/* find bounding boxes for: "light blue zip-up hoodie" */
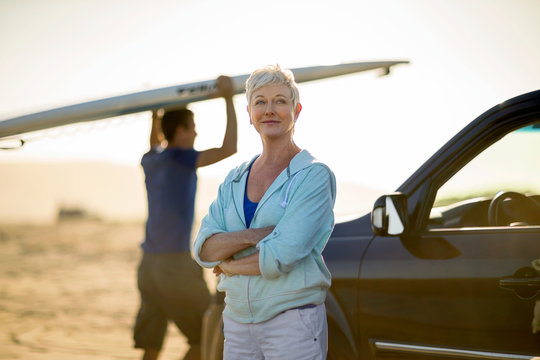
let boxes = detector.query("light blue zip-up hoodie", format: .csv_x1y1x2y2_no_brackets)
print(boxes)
192,149,336,323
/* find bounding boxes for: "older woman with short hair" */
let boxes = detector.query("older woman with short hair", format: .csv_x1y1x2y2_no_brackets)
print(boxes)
192,64,336,359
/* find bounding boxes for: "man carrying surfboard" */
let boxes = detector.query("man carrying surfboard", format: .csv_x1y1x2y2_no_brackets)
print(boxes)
133,76,237,360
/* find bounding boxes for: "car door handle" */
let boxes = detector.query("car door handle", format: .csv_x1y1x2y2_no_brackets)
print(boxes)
499,278,540,300
499,277,540,289
499,266,540,300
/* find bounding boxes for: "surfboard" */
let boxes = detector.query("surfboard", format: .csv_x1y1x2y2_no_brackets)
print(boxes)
0,60,408,139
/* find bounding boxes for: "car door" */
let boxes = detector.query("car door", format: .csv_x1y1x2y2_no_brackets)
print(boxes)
359,118,540,358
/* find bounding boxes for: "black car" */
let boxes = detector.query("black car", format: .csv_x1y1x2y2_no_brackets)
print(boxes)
201,89,540,360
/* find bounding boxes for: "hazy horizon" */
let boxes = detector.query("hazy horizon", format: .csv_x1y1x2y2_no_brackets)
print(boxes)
0,160,383,225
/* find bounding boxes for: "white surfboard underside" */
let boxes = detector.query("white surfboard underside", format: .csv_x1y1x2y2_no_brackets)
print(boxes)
0,60,408,139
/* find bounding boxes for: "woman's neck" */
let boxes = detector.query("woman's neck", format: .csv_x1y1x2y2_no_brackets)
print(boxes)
258,139,301,167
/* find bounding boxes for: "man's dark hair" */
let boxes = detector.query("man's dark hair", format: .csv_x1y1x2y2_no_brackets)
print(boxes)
161,108,194,142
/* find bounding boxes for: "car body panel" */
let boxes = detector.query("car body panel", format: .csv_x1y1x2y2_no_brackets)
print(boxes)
360,228,540,358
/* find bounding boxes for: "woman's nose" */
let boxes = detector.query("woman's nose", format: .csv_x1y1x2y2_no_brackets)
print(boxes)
264,103,274,114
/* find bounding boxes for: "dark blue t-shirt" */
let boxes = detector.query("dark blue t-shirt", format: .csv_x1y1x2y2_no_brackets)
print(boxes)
141,147,199,253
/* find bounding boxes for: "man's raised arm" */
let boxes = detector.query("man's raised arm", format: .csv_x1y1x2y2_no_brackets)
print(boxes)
196,76,238,168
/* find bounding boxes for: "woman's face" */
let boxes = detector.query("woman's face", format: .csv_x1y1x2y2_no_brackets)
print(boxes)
248,84,301,140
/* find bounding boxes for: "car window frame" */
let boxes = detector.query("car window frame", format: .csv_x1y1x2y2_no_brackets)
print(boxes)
414,118,540,233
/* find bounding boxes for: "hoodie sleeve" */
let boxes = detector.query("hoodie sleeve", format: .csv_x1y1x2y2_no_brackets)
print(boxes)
191,173,232,269
257,164,336,279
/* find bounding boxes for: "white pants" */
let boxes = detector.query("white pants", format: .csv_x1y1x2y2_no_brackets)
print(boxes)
223,303,327,360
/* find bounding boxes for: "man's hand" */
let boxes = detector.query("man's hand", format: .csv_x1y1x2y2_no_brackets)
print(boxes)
150,109,164,148
210,75,234,99
152,109,164,122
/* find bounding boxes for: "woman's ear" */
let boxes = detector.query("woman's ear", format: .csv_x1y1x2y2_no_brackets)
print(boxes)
247,105,253,125
295,103,302,121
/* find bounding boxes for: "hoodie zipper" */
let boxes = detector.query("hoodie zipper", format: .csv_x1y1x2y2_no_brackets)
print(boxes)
231,181,254,319
247,278,253,319
230,167,254,318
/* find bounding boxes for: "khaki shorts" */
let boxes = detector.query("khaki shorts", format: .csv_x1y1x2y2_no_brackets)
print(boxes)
133,251,210,350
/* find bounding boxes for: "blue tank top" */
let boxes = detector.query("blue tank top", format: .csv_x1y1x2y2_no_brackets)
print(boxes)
243,162,258,228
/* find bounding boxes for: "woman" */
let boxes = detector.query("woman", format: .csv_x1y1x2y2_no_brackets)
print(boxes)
192,64,336,359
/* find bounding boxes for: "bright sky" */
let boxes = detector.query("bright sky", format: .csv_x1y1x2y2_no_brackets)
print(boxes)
1,0,539,192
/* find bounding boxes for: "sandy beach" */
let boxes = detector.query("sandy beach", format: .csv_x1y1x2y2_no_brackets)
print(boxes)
0,220,190,360
0,161,379,360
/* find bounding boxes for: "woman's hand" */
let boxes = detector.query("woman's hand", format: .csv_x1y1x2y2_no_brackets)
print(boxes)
200,226,275,263
213,258,234,277
212,253,261,277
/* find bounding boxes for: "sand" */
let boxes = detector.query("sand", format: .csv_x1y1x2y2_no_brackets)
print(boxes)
0,161,382,359
0,220,189,360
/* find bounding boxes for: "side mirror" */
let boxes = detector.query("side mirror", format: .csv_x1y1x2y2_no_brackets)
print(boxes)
371,193,408,236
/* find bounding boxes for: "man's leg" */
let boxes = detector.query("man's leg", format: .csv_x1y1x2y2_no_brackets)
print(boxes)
142,348,160,360
182,343,201,360
156,253,211,359
134,253,168,358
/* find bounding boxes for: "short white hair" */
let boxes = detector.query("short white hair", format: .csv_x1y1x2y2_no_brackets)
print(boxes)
245,64,300,109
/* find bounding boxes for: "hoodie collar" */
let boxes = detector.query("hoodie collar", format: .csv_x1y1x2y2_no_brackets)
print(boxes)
232,149,316,183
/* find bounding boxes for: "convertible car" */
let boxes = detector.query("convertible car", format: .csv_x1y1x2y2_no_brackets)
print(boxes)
201,89,540,360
